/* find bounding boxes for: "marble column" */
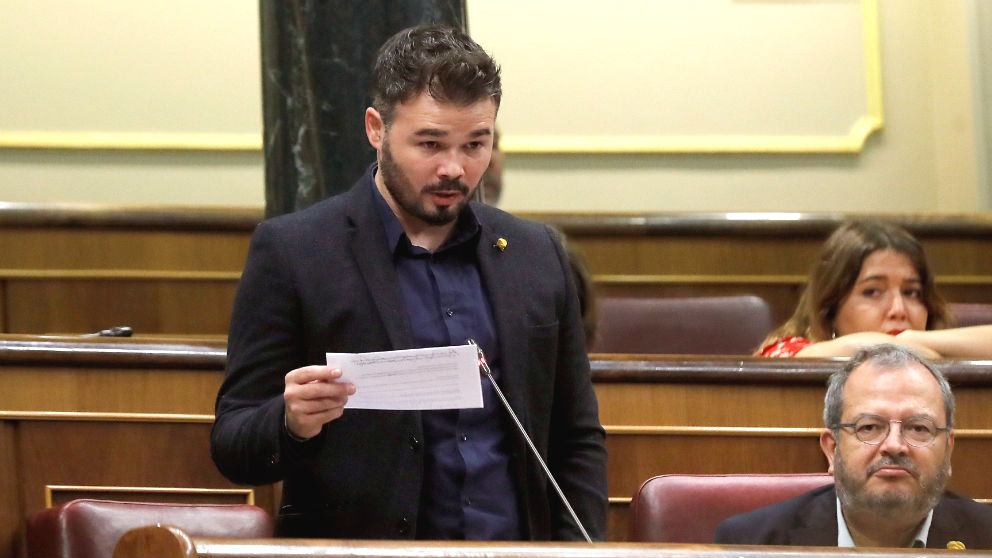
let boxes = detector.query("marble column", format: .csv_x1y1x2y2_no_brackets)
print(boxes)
260,0,467,217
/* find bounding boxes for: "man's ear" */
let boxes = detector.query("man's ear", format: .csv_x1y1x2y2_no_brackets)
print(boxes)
820,429,837,474
365,107,385,150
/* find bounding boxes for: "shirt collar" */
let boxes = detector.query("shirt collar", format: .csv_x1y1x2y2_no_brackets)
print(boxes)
836,497,932,548
369,164,481,254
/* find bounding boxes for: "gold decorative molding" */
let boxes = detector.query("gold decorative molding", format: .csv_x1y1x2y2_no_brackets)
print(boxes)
0,131,261,152
0,269,240,281
0,411,214,423
44,485,254,508
605,425,992,437
501,0,882,154
594,274,992,287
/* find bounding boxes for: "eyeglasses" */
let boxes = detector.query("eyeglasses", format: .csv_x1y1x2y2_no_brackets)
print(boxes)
836,414,950,448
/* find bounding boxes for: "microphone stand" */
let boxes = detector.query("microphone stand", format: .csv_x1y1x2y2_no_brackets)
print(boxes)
466,339,593,543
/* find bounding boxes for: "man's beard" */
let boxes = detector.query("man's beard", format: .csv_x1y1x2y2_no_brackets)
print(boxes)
379,140,474,226
833,451,950,521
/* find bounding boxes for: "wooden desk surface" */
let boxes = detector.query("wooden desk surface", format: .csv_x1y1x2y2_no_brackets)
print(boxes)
3,337,992,553
114,524,992,558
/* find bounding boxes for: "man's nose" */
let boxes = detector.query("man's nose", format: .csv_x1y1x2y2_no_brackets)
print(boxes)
878,421,909,455
437,150,465,180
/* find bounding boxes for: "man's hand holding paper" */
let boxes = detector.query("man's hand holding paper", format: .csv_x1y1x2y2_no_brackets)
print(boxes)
283,365,356,440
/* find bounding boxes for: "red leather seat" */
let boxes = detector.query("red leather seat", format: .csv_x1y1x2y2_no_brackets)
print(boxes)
949,302,992,327
26,499,273,558
630,473,833,543
591,295,774,355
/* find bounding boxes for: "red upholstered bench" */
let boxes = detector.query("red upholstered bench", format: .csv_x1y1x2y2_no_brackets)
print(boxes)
630,473,833,543
26,499,273,558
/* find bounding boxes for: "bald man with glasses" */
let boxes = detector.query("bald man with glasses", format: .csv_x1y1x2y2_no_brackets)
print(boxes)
715,343,992,549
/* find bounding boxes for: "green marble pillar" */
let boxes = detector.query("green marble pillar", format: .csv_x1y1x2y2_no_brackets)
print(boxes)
260,1,467,217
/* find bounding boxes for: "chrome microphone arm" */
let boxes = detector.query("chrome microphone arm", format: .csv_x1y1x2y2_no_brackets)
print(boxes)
466,339,593,543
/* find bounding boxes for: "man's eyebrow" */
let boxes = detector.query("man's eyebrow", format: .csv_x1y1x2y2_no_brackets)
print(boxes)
413,128,447,137
411,128,492,139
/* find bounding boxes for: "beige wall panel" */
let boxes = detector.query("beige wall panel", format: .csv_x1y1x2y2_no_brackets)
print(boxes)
472,0,877,148
0,0,987,213
0,1,260,137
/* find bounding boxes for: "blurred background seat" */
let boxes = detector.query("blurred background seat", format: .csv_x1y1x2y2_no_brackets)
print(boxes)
26,499,273,558
590,295,774,355
630,473,832,543
949,302,992,327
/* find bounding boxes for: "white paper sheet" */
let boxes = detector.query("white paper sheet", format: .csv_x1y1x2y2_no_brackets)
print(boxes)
327,345,483,410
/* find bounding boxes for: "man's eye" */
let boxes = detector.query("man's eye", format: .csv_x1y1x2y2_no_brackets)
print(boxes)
421,141,439,149
857,424,879,433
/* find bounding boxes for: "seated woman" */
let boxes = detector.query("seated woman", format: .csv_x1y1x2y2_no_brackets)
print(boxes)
758,219,992,358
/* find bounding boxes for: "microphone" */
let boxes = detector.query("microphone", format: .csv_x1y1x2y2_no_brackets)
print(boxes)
465,339,593,543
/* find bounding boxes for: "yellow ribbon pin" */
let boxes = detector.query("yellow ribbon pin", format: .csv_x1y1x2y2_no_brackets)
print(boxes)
495,238,507,251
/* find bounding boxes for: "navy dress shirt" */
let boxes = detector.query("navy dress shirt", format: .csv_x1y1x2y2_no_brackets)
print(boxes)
372,177,521,540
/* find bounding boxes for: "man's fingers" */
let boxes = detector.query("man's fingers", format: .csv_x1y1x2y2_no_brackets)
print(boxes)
286,365,343,385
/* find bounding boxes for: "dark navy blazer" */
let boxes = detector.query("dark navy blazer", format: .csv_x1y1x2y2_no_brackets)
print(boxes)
210,167,607,541
715,483,992,549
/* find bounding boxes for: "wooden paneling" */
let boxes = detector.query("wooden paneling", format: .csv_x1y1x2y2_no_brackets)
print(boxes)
0,336,268,558
4,330,992,549
1,208,991,335
3,279,237,335
115,525,992,558
0,227,250,272
0,421,20,557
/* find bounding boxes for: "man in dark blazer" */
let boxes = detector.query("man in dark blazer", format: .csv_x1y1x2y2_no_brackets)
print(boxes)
210,25,607,542
715,344,992,549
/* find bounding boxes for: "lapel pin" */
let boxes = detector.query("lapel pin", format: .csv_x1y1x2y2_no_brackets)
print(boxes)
494,238,507,252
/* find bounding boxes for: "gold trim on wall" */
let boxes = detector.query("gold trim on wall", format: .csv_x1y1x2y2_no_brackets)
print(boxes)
0,131,261,152
605,425,992,437
0,411,214,423
44,485,255,508
500,0,882,154
0,269,241,281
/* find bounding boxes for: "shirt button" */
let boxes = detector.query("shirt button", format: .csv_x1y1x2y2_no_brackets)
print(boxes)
445,308,454,317
397,517,411,536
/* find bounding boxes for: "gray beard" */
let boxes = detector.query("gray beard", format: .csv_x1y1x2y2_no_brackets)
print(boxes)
833,451,949,521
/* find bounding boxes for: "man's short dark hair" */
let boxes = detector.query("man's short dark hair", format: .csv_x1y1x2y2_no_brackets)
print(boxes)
823,343,955,432
371,24,501,126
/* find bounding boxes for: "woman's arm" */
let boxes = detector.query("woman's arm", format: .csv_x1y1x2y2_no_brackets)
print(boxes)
794,331,941,359
895,325,992,359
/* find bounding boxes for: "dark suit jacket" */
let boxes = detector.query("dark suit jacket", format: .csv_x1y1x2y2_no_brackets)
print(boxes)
210,166,607,541
715,483,992,549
